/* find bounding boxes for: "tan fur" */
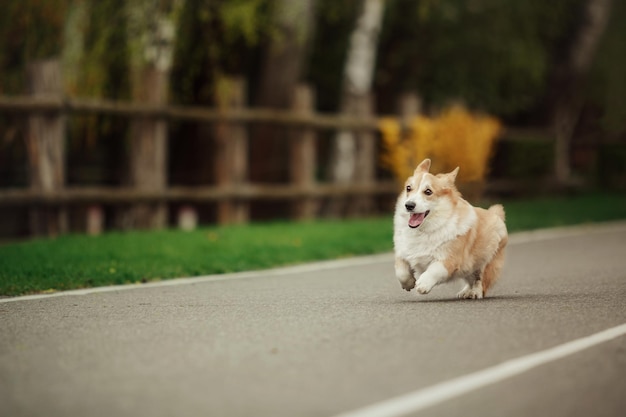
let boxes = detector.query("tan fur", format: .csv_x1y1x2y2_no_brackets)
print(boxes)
482,235,507,294
393,159,508,299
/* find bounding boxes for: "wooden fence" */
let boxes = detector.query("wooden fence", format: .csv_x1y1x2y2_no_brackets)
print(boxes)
0,61,577,238
0,62,405,237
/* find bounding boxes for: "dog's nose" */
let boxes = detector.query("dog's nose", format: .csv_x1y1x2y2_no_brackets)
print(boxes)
405,201,416,211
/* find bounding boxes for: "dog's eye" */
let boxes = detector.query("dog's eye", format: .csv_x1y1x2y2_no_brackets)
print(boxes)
406,185,412,192
424,188,433,196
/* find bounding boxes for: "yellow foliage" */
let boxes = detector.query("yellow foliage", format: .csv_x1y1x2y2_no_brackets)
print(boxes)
380,105,502,183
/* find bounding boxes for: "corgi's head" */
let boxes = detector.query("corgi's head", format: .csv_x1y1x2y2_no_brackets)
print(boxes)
400,159,460,229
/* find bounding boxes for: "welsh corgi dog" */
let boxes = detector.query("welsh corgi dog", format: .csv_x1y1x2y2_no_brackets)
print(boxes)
393,159,507,299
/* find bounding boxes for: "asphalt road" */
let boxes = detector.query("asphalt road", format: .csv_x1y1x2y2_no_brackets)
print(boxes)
1,222,626,417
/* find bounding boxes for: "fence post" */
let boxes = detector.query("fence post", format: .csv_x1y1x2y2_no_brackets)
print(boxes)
25,59,68,237
214,77,249,224
290,85,318,220
127,66,168,229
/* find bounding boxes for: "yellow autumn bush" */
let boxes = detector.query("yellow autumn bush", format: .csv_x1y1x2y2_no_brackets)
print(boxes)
380,105,502,184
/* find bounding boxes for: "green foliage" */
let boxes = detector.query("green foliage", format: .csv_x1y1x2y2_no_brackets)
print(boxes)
495,139,554,179
379,105,502,182
78,0,130,99
375,0,583,116
0,0,128,98
0,0,71,93
64,0,130,183
221,0,271,46
0,0,617,126
171,0,272,105
502,193,626,232
0,0,623,192
170,0,214,104
306,0,361,112
598,143,626,189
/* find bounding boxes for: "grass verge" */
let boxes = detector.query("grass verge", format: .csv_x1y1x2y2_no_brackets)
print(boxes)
1,192,625,296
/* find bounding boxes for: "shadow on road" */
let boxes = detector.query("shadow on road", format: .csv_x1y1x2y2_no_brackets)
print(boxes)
391,294,540,304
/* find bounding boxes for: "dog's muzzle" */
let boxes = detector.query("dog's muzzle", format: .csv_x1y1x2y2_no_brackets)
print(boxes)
405,200,430,228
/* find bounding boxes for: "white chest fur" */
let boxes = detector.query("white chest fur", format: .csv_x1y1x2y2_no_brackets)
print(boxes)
393,200,477,271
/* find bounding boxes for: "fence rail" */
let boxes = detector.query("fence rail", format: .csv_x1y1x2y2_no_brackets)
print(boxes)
0,95,380,130
0,183,400,206
0,65,402,236
0,62,563,238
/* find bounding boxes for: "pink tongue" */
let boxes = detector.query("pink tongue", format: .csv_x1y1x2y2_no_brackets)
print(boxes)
409,212,425,228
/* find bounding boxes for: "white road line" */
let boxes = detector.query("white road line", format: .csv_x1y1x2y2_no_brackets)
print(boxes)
333,323,626,417
2,220,625,304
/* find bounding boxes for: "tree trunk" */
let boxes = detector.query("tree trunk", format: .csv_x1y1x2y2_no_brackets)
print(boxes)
551,0,612,184
124,1,182,229
26,59,68,237
61,0,88,95
326,0,384,216
252,0,316,183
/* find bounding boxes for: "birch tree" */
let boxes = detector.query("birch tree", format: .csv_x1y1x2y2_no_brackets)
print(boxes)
327,0,384,215
125,0,184,228
256,0,316,109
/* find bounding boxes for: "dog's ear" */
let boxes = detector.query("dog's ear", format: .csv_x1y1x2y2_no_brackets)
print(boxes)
446,167,460,183
414,158,431,174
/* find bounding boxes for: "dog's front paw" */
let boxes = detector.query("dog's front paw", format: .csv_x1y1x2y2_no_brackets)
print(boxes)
399,276,416,291
415,278,434,294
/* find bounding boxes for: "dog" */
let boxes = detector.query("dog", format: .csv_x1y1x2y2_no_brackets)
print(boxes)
393,159,507,299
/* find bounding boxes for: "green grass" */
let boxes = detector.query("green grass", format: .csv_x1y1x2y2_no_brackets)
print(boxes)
1,192,625,296
502,192,626,231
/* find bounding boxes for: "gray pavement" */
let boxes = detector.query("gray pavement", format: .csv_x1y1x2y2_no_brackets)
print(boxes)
1,222,626,417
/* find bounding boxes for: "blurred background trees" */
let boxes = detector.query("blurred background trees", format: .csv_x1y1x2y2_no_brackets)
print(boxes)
1,0,625,216
2,0,624,126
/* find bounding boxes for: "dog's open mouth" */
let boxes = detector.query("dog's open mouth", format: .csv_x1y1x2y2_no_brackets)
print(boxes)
408,211,430,228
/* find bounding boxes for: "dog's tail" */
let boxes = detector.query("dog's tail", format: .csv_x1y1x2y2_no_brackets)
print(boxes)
482,235,507,295
483,204,507,296
488,204,505,222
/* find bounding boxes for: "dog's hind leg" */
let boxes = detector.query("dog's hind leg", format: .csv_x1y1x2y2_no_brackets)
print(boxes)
482,237,507,296
457,270,484,299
